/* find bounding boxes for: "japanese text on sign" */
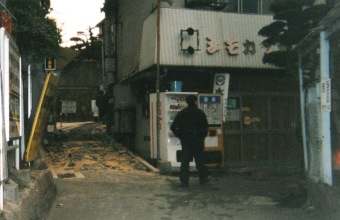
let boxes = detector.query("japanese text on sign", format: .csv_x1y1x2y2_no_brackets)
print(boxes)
321,78,331,112
62,101,77,114
206,36,269,56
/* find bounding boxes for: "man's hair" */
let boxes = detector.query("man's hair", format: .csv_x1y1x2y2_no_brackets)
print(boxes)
186,95,197,106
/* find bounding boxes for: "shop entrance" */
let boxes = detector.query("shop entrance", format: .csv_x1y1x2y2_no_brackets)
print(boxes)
224,94,303,168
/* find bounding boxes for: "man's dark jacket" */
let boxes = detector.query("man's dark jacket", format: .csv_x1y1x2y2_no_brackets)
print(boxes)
170,105,208,140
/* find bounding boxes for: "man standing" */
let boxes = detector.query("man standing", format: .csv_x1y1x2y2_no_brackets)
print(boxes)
170,95,210,187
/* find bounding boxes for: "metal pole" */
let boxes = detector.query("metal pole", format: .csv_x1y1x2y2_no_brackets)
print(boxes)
101,39,105,89
156,0,161,161
298,54,308,172
320,31,332,186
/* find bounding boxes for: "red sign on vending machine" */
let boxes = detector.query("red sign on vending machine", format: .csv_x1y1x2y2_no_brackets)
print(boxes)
2,11,12,36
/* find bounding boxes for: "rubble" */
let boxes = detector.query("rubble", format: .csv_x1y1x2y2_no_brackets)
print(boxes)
43,123,152,177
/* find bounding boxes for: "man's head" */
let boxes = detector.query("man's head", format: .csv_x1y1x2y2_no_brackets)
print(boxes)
186,95,197,106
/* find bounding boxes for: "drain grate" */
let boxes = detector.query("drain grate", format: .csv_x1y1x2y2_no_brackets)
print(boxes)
57,173,76,179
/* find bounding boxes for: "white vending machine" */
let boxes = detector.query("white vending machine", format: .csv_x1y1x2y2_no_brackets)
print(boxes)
150,92,197,170
150,92,224,171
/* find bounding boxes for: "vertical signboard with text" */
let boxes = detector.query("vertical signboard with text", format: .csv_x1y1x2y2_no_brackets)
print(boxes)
9,35,21,139
321,78,331,112
0,27,22,141
1,27,22,202
213,73,230,122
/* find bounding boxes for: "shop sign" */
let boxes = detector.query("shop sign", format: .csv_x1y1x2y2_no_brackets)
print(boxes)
62,101,77,114
206,35,268,56
158,101,162,130
9,38,21,138
206,36,222,54
226,109,240,121
321,78,331,112
243,116,261,125
0,27,22,140
244,116,252,125
213,73,230,122
2,11,12,36
252,117,261,123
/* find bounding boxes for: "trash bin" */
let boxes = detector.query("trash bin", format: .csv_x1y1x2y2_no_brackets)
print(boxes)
170,81,183,92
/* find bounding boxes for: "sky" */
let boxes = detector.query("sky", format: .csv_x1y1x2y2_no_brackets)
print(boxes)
48,0,105,47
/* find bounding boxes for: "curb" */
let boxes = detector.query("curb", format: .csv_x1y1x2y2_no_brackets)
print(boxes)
134,156,160,173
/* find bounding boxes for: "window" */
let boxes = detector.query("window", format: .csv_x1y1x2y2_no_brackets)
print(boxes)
225,0,273,14
261,0,275,14
241,0,259,13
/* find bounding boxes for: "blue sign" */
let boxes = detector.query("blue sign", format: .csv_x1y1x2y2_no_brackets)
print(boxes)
199,95,221,103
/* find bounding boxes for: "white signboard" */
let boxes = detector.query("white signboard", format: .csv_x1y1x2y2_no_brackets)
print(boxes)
226,109,240,121
0,28,22,140
62,101,77,114
321,78,331,112
213,73,230,122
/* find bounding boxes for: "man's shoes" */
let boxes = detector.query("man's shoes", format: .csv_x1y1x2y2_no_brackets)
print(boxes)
199,176,211,185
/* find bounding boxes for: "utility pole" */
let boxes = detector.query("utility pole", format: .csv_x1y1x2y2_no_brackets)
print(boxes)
156,0,161,161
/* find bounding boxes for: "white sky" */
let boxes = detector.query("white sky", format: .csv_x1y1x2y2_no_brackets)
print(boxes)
48,0,105,47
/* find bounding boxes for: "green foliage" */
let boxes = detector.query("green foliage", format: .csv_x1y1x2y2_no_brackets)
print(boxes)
6,0,62,63
262,50,296,67
101,0,118,18
258,0,330,68
69,28,102,61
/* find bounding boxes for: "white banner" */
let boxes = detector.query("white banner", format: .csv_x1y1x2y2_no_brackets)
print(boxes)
213,73,230,122
91,100,99,117
0,29,9,196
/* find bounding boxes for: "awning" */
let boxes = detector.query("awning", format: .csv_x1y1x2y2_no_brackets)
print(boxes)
139,8,276,72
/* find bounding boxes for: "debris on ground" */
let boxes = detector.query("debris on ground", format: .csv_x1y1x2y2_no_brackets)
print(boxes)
43,123,151,176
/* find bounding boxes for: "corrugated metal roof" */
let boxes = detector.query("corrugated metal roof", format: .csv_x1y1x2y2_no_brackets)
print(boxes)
139,8,275,72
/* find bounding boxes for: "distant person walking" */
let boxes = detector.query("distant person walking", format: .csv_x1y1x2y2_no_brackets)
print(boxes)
170,95,210,187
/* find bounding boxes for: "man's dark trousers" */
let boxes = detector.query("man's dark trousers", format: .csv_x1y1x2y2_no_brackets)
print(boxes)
180,132,209,185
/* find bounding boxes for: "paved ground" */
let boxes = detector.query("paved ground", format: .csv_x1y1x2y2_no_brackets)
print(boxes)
42,122,325,220
47,170,317,220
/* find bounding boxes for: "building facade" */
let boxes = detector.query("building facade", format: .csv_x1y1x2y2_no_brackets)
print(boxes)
100,0,326,169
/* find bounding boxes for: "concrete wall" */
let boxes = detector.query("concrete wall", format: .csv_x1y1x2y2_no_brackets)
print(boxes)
116,0,157,79
57,59,102,121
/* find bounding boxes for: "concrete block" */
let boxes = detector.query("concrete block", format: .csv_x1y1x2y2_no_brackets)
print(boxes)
157,160,172,174
10,169,31,183
4,179,19,202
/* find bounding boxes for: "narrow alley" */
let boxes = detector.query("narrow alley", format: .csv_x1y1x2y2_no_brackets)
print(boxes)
44,122,320,220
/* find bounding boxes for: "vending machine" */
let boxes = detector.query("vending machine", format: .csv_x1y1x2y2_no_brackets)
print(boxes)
150,92,224,171
198,94,224,168
150,92,198,170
